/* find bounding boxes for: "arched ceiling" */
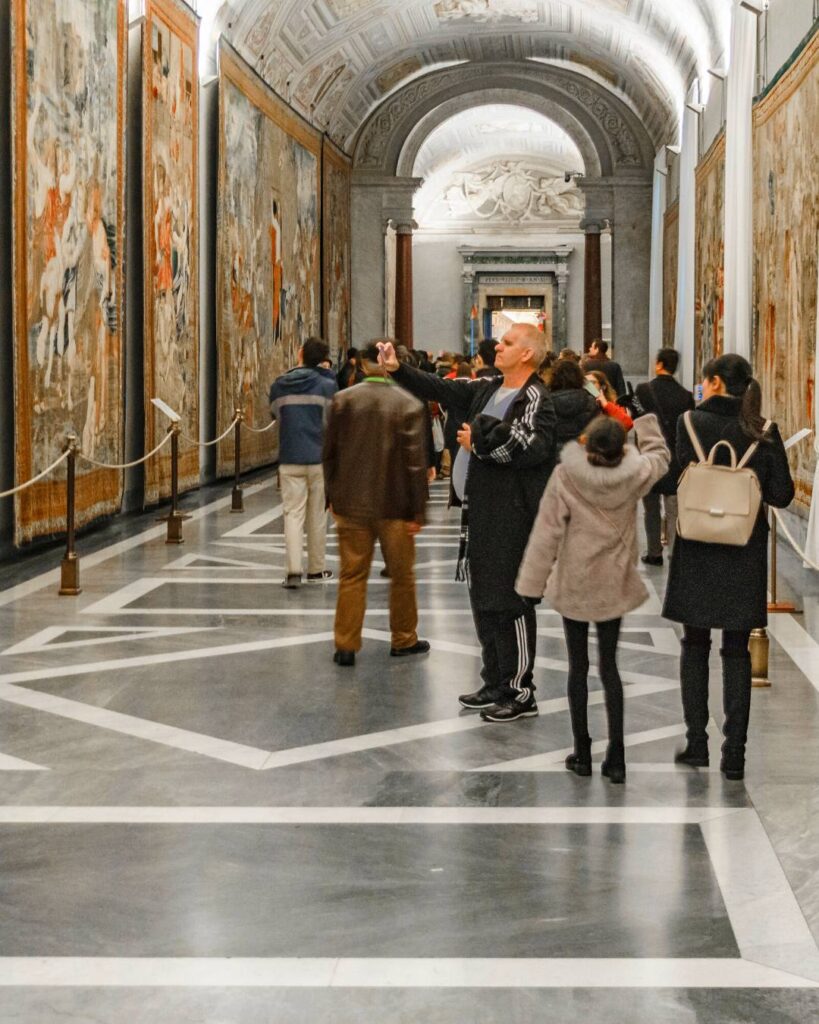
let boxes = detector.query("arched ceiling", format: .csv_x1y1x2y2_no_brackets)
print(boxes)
412,104,586,228
212,0,731,151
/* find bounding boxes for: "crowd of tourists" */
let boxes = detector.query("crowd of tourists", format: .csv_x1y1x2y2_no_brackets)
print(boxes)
269,331,794,784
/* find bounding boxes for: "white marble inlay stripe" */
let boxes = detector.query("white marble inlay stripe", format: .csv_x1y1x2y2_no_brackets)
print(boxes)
476,724,689,772
0,957,814,989
767,613,819,695
0,480,278,609
219,504,284,539
0,806,737,824
0,752,48,771
2,625,216,657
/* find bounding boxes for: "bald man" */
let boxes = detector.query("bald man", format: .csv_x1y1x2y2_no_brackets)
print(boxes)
379,324,556,723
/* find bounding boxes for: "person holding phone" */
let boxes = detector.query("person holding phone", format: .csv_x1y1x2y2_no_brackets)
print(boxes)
585,371,634,432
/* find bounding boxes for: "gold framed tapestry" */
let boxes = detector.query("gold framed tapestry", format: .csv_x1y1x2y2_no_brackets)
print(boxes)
12,0,126,544
694,132,725,381
321,137,352,364
217,45,322,476
143,0,199,504
662,200,679,348
753,27,819,514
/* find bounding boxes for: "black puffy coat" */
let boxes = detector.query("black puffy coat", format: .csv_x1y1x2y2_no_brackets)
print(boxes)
662,396,795,631
634,376,695,495
551,387,598,454
392,362,556,610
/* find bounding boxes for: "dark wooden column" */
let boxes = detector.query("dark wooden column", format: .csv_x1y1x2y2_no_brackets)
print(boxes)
583,222,603,352
395,223,414,349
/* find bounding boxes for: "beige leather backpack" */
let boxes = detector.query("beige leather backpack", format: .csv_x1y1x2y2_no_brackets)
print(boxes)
676,411,770,547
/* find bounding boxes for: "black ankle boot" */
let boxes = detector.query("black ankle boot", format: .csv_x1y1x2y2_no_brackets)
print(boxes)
565,736,592,777
678,636,711,761
601,742,625,784
675,743,710,768
720,649,751,781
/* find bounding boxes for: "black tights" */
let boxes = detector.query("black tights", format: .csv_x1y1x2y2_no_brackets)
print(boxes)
563,617,623,755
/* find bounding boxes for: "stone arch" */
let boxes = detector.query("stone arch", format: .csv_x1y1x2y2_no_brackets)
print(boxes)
352,62,655,181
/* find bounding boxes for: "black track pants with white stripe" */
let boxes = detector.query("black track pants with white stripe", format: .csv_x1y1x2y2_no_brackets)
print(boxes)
471,598,538,704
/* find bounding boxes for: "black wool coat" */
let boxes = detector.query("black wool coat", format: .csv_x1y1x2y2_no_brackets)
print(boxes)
662,396,795,631
551,387,598,454
634,376,695,495
392,363,557,610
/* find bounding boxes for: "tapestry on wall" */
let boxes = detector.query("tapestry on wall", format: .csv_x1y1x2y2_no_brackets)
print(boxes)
694,133,725,382
662,201,679,349
753,27,819,515
143,0,199,504
12,0,126,544
217,45,322,475
321,138,352,365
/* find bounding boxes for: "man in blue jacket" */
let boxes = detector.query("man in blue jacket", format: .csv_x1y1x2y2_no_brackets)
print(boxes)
269,337,338,589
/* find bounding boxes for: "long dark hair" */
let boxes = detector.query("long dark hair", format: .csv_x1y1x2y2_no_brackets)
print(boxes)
702,353,767,441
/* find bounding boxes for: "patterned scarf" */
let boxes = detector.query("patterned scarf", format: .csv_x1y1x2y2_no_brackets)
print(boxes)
454,496,471,585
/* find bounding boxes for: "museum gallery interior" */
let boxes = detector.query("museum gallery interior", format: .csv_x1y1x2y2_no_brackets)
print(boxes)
0,0,818,1020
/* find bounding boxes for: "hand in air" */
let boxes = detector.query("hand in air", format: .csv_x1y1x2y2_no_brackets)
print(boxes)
376,341,400,372
456,422,472,452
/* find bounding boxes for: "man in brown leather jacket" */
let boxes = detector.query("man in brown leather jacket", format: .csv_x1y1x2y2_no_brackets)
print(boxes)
323,341,430,667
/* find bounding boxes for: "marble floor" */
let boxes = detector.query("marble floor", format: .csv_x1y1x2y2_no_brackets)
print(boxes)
1,474,819,1022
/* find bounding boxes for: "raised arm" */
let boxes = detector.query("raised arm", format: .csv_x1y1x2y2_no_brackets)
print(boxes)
378,341,480,422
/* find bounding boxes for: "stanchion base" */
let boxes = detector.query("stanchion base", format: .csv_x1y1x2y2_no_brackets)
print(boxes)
59,556,81,596
231,487,244,513
768,601,801,614
749,628,770,688
157,512,192,545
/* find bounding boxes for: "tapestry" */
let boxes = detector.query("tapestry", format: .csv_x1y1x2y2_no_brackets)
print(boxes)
662,200,679,349
694,132,725,381
217,45,322,475
753,27,819,514
321,138,352,364
143,0,199,504
12,0,126,544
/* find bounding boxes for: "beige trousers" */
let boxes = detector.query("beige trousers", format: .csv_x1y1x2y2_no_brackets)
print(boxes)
279,464,328,577
334,516,418,652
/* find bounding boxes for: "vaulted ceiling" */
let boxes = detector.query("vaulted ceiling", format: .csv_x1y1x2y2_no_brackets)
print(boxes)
212,0,731,151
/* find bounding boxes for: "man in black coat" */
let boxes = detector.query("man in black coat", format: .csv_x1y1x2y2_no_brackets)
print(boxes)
633,348,695,565
378,325,557,723
582,340,626,398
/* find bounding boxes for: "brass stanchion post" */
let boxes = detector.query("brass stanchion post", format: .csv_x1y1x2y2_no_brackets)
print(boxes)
231,409,244,513
59,434,81,596
750,628,770,688
158,422,190,544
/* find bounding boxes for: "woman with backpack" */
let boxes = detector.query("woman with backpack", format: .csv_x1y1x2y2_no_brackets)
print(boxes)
663,354,794,780
516,413,670,783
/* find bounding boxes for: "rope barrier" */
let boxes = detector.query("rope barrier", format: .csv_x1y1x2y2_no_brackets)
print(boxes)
180,415,239,448
772,508,819,573
0,449,70,499
77,430,173,470
243,419,277,434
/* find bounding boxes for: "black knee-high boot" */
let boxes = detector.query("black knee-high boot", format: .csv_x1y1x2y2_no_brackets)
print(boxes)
675,637,711,766
721,649,752,781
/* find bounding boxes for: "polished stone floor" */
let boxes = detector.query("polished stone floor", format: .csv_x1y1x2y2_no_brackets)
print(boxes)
1,474,819,1022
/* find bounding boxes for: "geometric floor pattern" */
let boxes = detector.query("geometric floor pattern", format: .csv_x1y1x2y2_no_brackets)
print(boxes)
2,473,819,1022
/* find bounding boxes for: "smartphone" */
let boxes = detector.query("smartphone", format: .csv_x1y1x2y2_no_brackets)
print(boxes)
583,380,599,397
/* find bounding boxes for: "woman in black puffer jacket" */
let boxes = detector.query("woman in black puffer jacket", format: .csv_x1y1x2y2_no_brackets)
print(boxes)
549,359,598,455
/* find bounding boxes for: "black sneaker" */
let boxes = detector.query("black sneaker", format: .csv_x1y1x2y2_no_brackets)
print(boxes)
307,570,333,583
282,574,302,589
459,685,503,710
480,697,539,723
389,640,430,657
641,554,663,567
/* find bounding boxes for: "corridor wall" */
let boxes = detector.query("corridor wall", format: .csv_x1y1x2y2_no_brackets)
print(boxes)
694,132,725,381
662,201,679,349
216,44,322,477
752,27,819,515
142,0,200,504
11,0,127,545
